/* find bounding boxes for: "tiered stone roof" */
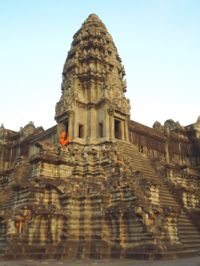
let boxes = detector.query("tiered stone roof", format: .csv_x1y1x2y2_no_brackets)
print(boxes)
62,13,126,91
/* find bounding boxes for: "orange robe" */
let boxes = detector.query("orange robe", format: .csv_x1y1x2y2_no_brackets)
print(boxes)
59,130,70,146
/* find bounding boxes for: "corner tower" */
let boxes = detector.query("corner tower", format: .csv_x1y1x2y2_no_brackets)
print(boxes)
55,14,130,144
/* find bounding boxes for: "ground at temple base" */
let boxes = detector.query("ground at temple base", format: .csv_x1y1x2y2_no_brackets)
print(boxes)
0,257,200,266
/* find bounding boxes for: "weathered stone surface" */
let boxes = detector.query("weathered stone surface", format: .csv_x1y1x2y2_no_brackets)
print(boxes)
0,14,200,260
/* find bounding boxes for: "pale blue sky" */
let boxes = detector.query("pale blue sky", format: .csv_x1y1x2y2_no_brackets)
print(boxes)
0,0,200,131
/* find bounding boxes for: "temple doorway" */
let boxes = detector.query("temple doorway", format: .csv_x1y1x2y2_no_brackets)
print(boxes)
114,119,121,139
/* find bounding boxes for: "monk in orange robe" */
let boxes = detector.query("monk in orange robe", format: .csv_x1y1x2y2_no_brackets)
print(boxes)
59,130,70,146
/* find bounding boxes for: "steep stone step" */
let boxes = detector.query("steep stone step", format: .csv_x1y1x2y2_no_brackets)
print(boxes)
178,220,197,225
181,235,200,240
159,193,177,200
0,222,7,256
159,197,178,206
178,223,199,228
117,140,200,254
177,212,200,253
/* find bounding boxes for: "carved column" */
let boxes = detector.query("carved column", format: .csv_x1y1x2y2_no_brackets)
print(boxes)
103,101,110,141
165,128,170,163
178,142,183,165
87,104,96,140
165,142,170,164
124,117,129,142
108,109,114,140
68,110,75,140
121,120,125,141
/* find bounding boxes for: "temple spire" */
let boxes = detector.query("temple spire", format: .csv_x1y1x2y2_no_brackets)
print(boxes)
61,13,126,91
55,14,130,143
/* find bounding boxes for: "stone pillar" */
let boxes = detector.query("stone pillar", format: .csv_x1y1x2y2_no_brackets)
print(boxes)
165,142,170,164
90,105,96,139
104,103,108,140
57,123,64,143
121,120,125,141
122,118,129,142
124,117,129,142
68,110,75,140
107,109,114,140
165,128,170,163
110,115,114,140
74,108,78,139
178,142,183,165
87,104,92,140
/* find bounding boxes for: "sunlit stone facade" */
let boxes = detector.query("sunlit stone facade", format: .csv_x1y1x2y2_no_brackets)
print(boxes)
0,14,200,259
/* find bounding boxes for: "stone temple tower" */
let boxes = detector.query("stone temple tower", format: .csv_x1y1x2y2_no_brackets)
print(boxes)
1,13,200,260
55,14,130,144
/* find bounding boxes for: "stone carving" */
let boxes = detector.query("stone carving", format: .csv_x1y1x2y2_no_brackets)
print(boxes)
164,119,183,131
55,13,130,124
19,121,44,140
182,191,199,208
56,83,80,116
0,175,8,187
19,121,35,136
153,121,163,131
102,77,130,114
0,124,5,140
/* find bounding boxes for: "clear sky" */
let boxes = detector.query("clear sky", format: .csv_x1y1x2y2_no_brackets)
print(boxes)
0,0,200,131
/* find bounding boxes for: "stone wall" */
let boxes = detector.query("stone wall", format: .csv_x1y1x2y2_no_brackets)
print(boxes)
129,120,200,168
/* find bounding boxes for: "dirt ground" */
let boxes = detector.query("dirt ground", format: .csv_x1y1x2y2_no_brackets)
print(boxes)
0,256,200,266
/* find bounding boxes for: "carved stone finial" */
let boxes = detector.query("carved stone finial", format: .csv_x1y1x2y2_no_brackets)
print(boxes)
87,13,101,21
153,121,163,131
164,119,182,131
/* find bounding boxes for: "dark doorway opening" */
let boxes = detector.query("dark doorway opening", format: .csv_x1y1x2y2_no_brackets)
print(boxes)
64,121,69,135
78,124,84,138
114,119,121,139
99,123,103,138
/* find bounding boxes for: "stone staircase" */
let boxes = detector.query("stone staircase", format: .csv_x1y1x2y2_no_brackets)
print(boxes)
0,157,34,210
0,220,7,256
0,159,36,258
178,212,200,251
116,140,200,256
116,141,178,208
